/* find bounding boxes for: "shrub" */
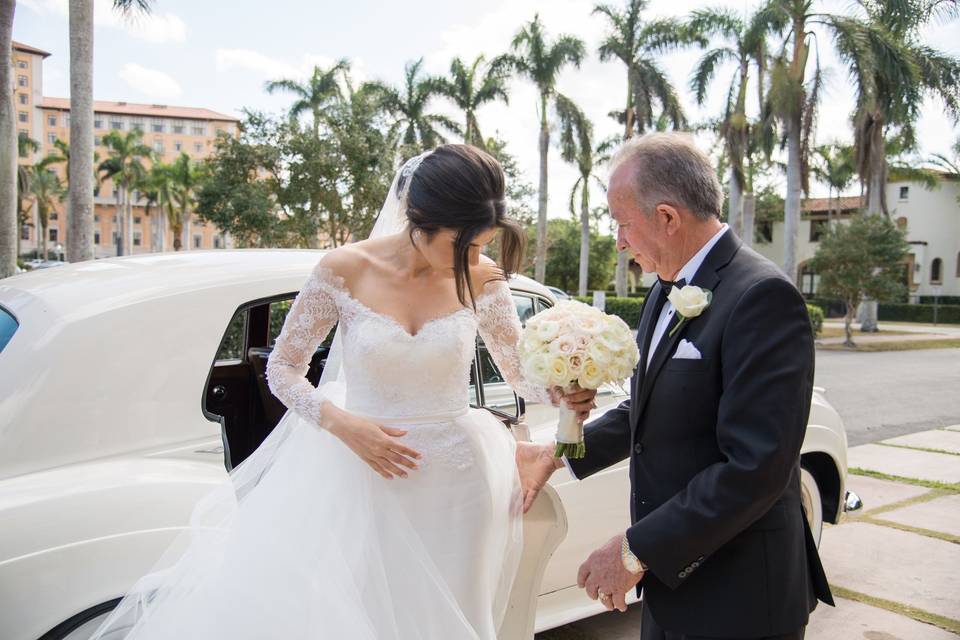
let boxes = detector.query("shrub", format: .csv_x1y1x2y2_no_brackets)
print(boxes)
878,303,960,324
806,304,824,336
574,295,645,329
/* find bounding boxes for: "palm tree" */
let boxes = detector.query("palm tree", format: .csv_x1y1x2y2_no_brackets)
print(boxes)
16,135,39,257
1,2,17,277
65,0,154,266
811,143,855,219
265,59,351,138
833,0,960,216
369,58,462,159
593,0,704,294
689,5,775,238
29,166,65,261
98,129,152,256
494,15,585,283
139,161,176,252
433,55,510,149
556,98,612,296
168,153,200,251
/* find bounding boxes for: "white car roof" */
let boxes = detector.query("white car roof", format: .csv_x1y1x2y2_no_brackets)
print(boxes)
0,250,554,479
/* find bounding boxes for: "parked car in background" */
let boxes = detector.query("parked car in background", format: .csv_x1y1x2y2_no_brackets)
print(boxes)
0,250,858,639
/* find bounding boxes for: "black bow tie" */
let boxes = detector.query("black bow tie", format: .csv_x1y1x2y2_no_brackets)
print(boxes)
657,277,687,298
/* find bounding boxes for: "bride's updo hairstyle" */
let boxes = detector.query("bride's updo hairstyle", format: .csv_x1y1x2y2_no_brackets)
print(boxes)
399,143,525,308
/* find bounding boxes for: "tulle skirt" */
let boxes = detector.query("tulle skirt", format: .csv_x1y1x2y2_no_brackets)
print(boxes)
88,405,524,639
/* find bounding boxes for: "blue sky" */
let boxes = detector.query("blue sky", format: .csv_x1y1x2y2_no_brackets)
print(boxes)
14,0,960,219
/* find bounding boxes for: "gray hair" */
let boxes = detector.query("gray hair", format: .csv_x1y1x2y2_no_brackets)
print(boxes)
609,132,723,221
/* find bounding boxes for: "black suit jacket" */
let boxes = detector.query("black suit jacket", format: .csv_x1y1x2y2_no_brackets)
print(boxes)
569,229,833,638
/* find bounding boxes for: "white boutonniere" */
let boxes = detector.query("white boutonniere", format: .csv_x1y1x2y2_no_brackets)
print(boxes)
667,285,712,337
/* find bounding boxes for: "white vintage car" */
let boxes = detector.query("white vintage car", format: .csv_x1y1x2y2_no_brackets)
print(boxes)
0,250,858,640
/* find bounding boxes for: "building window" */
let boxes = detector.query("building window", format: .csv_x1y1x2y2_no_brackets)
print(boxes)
47,115,57,127
111,190,118,201
799,263,818,296
18,75,27,87
19,128,29,138
18,111,28,123
110,118,124,130
20,225,30,240
193,234,202,248
94,230,100,245
50,212,58,221
809,219,828,242
17,60,27,69
899,186,909,201
47,133,57,144
94,135,101,146
112,214,118,223
153,140,164,153
930,258,943,284
151,119,165,133
133,231,142,247
94,214,100,222
194,142,202,153
172,120,185,134
64,113,70,127
213,235,222,249
18,93,27,105
112,231,119,245
191,125,205,136
130,119,144,132
174,140,182,152
49,228,58,242
94,116,103,129
134,216,142,224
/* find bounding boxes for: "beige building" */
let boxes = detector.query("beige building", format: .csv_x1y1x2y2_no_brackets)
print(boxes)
752,176,960,301
14,40,240,259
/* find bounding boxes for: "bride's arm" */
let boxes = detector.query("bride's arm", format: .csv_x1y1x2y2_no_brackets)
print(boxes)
265,259,343,430
474,274,557,406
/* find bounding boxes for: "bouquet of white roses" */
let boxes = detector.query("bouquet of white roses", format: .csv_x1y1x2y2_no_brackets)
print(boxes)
519,300,640,458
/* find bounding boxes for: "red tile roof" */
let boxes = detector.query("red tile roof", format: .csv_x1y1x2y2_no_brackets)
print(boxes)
13,41,52,58
801,195,863,213
40,97,239,123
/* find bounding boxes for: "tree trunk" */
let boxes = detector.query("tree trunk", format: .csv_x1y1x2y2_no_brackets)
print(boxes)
534,95,549,283
615,251,629,297
0,2,17,277
728,168,742,238
125,193,133,254
578,181,589,297
741,192,755,248
67,0,95,263
783,117,802,284
115,186,125,256
183,209,191,250
844,301,856,348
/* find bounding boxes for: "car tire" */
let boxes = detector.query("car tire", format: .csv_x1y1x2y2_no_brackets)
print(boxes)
800,466,824,547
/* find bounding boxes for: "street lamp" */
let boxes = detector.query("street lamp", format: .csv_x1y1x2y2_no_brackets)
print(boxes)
55,243,63,263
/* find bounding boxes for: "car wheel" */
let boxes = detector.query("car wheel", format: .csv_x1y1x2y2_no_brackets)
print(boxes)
800,466,824,547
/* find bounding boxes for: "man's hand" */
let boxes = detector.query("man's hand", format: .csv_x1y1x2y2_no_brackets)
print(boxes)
577,533,644,612
549,383,598,421
515,442,564,513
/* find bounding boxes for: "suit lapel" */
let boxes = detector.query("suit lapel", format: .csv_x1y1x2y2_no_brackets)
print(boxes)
632,230,742,433
629,283,665,428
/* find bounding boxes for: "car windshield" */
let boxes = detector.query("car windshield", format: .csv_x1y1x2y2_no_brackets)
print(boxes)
0,305,18,354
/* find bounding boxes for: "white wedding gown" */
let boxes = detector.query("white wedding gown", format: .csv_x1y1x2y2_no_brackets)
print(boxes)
89,262,553,640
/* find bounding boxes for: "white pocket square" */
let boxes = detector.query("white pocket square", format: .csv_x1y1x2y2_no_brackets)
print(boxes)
673,339,702,360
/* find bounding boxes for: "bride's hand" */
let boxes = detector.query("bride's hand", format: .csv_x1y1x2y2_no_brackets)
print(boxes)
325,405,422,480
515,442,564,514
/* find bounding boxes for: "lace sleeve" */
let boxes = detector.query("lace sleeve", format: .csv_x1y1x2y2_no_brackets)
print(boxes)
265,263,342,430
475,278,555,405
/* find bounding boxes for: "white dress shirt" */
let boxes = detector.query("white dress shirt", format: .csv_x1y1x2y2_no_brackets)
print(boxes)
563,223,729,480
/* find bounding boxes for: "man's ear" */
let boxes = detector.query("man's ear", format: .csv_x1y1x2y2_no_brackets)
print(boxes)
657,203,682,236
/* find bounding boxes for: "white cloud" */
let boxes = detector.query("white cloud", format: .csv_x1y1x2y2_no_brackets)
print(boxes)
118,63,182,99
20,0,186,43
215,49,368,84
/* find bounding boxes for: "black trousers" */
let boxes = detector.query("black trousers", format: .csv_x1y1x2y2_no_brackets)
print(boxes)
640,601,806,640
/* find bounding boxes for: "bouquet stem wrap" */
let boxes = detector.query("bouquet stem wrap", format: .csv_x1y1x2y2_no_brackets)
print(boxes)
554,383,585,458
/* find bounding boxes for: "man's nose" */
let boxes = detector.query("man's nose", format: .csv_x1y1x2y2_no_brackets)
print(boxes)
616,229,628,253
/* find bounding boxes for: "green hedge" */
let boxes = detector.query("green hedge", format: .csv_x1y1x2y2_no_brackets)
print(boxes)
807,304,824,336
574,295,645,328
919,295,960,305
878,303,960,324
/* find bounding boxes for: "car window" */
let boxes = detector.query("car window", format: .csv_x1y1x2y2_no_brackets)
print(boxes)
215,310,246,362
514,294,536,324
0,305,18,354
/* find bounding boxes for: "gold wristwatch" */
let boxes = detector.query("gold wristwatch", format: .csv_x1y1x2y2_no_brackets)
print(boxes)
621,534,646,574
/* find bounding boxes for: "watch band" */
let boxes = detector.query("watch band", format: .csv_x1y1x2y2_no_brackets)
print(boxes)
621,534,646,574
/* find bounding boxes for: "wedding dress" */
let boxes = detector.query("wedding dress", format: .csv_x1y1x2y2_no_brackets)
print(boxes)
87,258,553,639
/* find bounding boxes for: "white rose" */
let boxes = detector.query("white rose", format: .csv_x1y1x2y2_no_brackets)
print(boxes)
579,358,605,389
567,353,584,376
536,319,562,341
549,355,571,386
523,353,554,386
668,285,712,318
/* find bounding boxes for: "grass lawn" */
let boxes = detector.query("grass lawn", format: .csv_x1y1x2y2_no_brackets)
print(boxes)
818,339,960,352
817,327,912,339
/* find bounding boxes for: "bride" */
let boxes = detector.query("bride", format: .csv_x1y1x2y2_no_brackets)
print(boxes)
88,144,597,639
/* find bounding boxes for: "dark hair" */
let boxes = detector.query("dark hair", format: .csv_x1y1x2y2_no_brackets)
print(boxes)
399,144,525,307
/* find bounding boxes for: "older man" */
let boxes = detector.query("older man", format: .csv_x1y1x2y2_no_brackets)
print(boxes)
524,132,833,639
